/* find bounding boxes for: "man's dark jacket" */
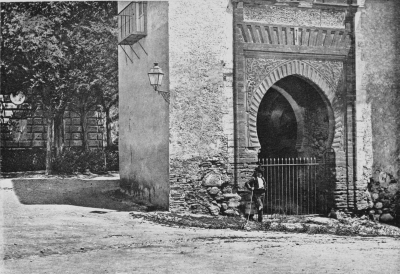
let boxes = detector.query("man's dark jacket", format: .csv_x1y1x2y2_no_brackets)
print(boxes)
245,176,266,193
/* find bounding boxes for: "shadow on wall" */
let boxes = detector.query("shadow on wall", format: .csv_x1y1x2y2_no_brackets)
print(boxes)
393,3,400,182
3,178,147,212
366,2,400,181
358,2,400,223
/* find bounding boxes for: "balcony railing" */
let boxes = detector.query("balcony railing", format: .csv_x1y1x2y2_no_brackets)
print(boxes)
118,2,147,45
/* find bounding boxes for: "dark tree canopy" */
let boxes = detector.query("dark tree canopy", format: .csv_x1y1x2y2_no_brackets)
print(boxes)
1,1,118,173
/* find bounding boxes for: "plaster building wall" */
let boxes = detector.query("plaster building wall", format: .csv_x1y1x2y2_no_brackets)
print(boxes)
118,2,170,209
168,0,235,214
117,0,400,218
355,0,400,214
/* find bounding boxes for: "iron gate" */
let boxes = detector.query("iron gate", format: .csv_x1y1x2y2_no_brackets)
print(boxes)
259,156,331,215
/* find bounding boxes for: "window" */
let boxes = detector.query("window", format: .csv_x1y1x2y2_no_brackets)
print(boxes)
118,2,147,45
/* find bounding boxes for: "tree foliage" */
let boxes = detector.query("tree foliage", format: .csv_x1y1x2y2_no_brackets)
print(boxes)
1,1,118,174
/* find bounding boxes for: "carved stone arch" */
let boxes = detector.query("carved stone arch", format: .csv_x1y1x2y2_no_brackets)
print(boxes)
269,85,305,151
247,60,336,149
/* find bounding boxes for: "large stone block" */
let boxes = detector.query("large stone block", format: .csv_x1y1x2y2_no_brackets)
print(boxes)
32,140,45,147
33,118,43,125
88,140,100,147
19,141,31,148
88,133,98,140
33,133,42,140
32,126,44,133
202,172,222,187
72,133,81,140
87,119,98,126
70,140,82,146
69,126,82,133
87,126,99,133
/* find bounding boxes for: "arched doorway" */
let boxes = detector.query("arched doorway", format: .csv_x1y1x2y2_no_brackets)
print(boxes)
257,75,333,159
256,75,335,214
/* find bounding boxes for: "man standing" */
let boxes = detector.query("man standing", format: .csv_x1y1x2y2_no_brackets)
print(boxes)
245,168,266,222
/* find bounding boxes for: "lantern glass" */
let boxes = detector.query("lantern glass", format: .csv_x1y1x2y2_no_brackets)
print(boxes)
148,63,164,90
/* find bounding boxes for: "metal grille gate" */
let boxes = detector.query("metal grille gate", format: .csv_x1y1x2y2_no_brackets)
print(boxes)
259,157,329,215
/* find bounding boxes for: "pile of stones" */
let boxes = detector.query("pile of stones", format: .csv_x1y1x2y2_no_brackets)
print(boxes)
365,172,399,223
169,156,241,216
189,171,241,216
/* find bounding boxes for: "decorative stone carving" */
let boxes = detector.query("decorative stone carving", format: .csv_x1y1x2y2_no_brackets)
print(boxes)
246,58,287,104
321,10,347,29
245,58,344,105
306,60,344,90
243,5,345,29
236,26,245,42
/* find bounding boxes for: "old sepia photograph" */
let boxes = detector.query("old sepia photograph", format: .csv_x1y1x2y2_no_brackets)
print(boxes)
1,0,399,273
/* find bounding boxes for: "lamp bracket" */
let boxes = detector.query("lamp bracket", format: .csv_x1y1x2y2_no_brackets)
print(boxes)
157,89,170,104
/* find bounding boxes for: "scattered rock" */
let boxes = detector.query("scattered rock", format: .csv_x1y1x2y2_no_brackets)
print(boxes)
228,199,240,208
202,173,222,187
221,203,228,210
224,209,237,216
380,213,394,223
307,216,338,225
208,205,220,216
223,193,241,199
387,183,399,194
328,209,337,219
374,202,383,209
371,193,379,200
222,186,232,194
208,187,219,195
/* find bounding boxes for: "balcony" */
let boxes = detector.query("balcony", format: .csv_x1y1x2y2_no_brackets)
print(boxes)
118,2,147,45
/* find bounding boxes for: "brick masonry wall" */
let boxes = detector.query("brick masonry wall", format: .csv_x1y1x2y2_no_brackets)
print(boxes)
168,0,236,214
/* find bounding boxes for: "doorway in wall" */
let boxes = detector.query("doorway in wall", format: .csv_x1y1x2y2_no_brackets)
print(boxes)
257,75,335,215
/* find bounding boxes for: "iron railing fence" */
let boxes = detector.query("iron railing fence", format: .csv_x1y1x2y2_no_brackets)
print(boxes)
259,157,330,216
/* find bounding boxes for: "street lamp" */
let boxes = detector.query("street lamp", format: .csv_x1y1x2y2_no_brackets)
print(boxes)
147,63,169,104
147,63,164,91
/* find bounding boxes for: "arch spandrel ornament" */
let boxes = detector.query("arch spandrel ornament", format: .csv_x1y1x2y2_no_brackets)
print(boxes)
245,59,344,148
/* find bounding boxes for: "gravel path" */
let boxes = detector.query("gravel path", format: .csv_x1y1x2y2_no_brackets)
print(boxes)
1,181,400,274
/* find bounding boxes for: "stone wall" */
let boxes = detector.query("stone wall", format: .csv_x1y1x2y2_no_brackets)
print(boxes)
355,0,400,215
168,0,235,214
1,107,104,149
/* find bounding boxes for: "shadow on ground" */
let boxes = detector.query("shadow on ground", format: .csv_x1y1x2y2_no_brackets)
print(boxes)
1,174,154,212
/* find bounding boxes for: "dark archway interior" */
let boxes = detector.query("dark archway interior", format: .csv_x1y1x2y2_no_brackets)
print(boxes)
257,75,330,159
257,89,298,158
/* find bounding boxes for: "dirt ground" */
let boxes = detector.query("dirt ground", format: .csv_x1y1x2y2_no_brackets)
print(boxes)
1,182,400,274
